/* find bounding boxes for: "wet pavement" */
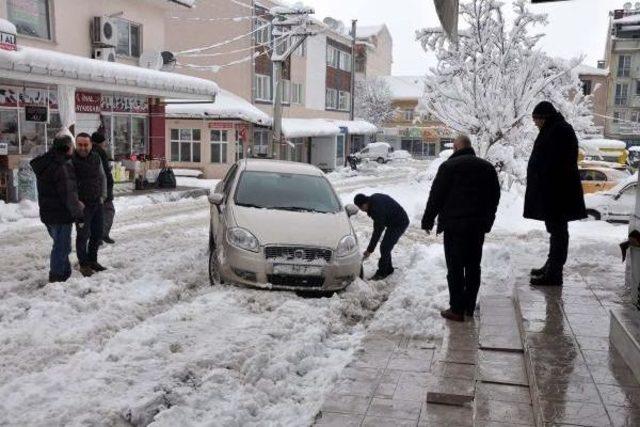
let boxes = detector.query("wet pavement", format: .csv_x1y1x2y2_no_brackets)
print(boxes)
314,259,640,426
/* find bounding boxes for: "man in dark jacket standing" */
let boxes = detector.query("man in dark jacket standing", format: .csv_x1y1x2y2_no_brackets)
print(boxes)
91,132,115,244
31,135,84,283
524,101,586,287
73,132,107,277
422,135,501,322
354,193,409,280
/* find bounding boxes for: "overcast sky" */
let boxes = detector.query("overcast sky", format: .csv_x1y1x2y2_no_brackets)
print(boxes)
298,0,618,76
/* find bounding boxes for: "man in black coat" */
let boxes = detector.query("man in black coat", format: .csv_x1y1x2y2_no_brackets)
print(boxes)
422,135,501,322
524,101,586,287
354,193,410,280
73,132,107,277
30,135,84,283
91,132,116,244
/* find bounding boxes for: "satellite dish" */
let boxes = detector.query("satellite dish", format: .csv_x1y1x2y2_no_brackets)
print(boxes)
636,2,640,10
624,2,633,11
138,51,163,70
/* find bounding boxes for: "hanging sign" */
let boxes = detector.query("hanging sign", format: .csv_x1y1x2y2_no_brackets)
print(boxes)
24,105,48,122
0,27,16,51
75,92,101,113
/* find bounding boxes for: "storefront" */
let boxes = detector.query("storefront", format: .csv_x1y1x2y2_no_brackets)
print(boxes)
382,125,455,159
165,89,273,179
0,23,217,201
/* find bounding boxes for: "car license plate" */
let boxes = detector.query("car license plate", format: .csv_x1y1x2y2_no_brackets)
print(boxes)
273,264,323,276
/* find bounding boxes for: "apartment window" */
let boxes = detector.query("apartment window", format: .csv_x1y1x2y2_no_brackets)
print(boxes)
115,19,142,57
618,55,632,77
210,130,228,164
613,111,624,124
403,109,415,121
631,111,640,123
339,51,352,72
338,91,351,111
7,0,51,40
326,88,338,109
255,18,271,45
170,129,201,163
327,46,340,68
582,80,592,96
254,74,272,101
355,54,366,73
616,83,629,106
292,83,304,104
636,80,640,96
281,80,291,103
276,36,289,55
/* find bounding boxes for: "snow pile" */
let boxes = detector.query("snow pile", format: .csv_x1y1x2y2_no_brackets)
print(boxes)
166,90,273,126
0,200,39,224
0,46,218,98
580,138,627,150
172,168,203,178
391,150,412,160
0,18,17,35
380,75,425,100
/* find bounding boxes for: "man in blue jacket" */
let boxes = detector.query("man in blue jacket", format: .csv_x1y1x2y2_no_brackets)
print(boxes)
354,193,410,280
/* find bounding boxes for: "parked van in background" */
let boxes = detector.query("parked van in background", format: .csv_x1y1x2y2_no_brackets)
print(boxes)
354,142,394,164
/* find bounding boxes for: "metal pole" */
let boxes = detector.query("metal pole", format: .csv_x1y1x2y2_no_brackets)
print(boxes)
350,19,357,122
273,60,283,158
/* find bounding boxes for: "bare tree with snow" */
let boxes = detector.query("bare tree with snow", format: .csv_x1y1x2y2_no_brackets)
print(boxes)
417,0,595,166
354,77,396,128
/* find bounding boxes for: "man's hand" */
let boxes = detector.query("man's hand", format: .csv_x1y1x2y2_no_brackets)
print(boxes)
363,251,371,260
78,201,85,211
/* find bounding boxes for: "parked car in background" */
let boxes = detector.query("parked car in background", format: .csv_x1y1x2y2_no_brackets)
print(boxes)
354,142,394,164
585,174,638,222
579,160,631,173
208,159,361,292
629,146,640,169
579,167,630,194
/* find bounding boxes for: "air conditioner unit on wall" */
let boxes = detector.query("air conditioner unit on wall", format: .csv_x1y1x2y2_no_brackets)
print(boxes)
93,47,116,62
92,16,117,47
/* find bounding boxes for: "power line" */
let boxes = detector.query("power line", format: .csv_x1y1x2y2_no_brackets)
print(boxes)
179,40,273,58
177,22,270,55
169,15,254,22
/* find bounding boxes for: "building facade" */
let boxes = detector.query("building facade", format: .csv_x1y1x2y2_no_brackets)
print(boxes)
575,64,609,132
355,24,393,80
604,5,640,145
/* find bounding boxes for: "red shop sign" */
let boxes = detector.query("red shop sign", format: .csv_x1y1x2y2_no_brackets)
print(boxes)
75,91,101,113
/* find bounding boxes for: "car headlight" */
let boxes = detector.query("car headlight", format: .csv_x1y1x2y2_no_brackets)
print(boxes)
227,227,260,252
337,235,358,257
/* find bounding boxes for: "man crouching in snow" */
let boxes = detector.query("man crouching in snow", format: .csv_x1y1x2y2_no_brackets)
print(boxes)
422,135,500,322
31,134,84,283
354,193,409,280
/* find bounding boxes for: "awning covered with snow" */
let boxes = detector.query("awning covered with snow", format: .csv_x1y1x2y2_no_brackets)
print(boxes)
166,89,272,126
327,120,378,135
0,46,218,101
282,119,340,138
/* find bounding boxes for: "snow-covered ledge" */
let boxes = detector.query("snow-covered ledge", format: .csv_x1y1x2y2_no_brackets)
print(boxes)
0,45,218,101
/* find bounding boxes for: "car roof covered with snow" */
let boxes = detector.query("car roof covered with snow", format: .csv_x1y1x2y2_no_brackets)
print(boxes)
241,159,324,176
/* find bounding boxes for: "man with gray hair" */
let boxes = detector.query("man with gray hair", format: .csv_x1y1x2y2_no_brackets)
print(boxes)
422,135,501,322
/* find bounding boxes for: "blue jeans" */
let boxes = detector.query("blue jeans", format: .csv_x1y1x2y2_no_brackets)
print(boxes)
76,203,104,266
46,224,72,281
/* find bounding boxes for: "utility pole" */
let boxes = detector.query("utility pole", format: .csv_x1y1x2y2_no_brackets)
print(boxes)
271,6,315,157
350,19,357,122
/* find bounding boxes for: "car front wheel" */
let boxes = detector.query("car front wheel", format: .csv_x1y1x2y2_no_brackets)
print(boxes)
209,248,222,286
376,157,385,164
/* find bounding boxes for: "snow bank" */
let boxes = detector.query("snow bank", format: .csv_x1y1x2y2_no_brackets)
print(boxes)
166,90,272,126
172,168,203,178
0,200,39,224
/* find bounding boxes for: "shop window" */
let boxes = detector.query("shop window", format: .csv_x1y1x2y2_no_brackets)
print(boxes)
292,138,305,163
170,128,201,163
253,129,269,156
210,130,228,164
0,110,19,155
336,134,345,165
45,112,62,149
19,110,46,156
113,116,131,159
131,117,147,156
115,19,142,58
7,0,52,40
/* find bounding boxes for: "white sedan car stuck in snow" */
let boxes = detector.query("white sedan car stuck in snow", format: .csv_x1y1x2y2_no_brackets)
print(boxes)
585,174,638,222
208,159,362,292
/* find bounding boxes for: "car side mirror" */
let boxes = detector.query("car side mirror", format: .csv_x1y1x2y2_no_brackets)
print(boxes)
345,204,359,217
208,193,224,205
614,193,622,201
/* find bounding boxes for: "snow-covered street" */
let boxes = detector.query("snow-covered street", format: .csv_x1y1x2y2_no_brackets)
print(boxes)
0,160,629,426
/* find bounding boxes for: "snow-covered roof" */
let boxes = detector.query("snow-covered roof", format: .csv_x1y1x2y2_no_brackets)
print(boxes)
166,89,272,125
381,75,425,100
0,45,217,100
327,119,378,135
574,64,609,77
282,119,340,138
614,14,640,24
357,25,385,39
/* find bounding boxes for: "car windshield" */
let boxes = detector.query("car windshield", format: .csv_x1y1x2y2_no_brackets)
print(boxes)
234,171,341,213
